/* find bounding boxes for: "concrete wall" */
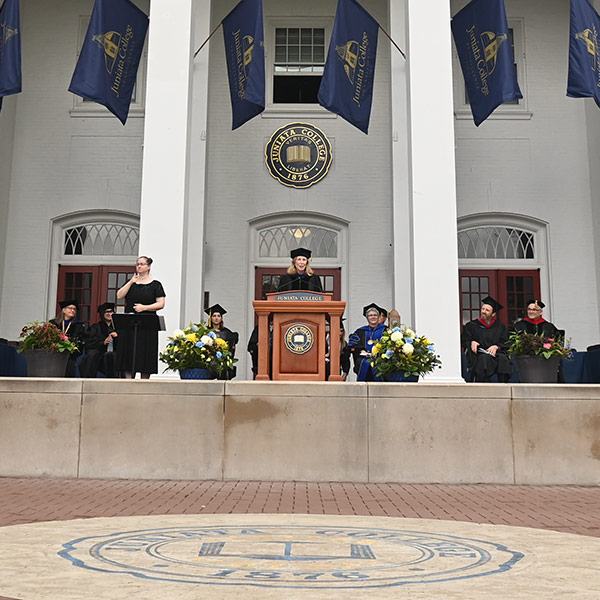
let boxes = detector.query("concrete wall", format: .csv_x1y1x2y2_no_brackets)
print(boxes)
1,378,598,484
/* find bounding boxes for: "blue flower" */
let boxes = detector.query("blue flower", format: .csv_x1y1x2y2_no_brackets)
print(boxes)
192,325,198,332
208,331,217,339
385,349,394,357
195,341,204,348
427,344,435,352
216,351,222,358
392,327,401,332
405,337,414,344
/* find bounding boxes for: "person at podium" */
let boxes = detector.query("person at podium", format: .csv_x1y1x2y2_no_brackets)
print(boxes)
277,248,323,292
115,256,166,379
205,303,238,380
348,303,387,381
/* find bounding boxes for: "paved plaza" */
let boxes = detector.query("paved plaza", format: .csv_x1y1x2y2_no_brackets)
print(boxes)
0,478,599,598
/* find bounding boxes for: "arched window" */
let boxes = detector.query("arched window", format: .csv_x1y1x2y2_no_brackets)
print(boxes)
458,226,535,260
258,224,338,258
63,223,139,256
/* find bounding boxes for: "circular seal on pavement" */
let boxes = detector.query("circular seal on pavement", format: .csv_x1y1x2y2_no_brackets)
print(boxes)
60,523,524,589
284,324,314,355
265,122,332,188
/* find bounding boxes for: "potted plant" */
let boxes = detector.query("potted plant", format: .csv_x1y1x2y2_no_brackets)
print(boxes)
159,322,236,379
370,325,442,382
18,321,79,377
508,331,571,383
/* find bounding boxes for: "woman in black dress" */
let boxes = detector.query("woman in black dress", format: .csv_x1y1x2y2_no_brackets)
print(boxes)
49,299,86,377
116,256,166,379
205,303,238,380
277,248,323,292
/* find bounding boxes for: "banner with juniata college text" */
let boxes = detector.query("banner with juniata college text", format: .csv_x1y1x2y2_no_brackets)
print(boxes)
0,0,22,104
222,0,265,130
318,0,379,134
567,0,600,107
68,0,148,125
451,0,522,126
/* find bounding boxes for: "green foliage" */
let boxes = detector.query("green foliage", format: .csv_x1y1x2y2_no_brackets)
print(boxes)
508,331,571,360
159,322,236,374
18,321,78,354
370,326,442,378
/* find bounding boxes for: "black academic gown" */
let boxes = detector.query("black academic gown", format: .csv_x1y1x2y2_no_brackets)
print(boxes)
278,273,323,292
49,318,86,377
215,327,238,380
513,318,560,338
79,320,118,378
461,318,512,382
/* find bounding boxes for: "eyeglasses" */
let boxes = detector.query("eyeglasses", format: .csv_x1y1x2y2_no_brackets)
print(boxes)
104,310,114,314
136,262,148,266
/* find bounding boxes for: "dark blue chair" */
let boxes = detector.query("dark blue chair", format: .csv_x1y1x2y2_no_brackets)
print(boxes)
0,344,27,376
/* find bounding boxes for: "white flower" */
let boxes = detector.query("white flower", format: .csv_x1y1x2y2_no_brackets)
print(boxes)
390,331,403,342
200,335,214,346
405,328,416,338
402,343,414,355
173,329,185,338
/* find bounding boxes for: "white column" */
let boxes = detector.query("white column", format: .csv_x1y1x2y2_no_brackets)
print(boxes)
139,0,195,366
389,0,412,323
405,0,463,382
184,0,211,324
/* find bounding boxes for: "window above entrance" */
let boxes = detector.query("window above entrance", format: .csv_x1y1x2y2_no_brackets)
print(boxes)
458,226,535,260
258,225,338,258
63,223,139,256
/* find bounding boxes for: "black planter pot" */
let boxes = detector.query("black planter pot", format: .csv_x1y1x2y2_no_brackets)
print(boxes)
23,349,69,377
515,355,560,383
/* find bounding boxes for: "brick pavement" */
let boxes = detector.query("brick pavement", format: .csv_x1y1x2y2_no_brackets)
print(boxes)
1,478,599,538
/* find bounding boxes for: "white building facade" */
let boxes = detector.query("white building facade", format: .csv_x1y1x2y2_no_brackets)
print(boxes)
0,0,599,380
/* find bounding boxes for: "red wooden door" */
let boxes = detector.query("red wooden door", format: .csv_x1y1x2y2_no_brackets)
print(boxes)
459,269,541,327
57,265,134,325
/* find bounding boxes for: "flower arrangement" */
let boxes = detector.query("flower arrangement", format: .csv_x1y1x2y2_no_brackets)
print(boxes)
159,322,236,374
17,321,79,354
370,325,442,378
508,331,571,359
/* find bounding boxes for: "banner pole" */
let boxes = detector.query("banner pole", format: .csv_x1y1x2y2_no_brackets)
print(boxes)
379,26,406,60
193,23,223,59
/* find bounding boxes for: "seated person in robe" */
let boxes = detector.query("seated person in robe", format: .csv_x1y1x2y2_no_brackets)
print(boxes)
348,303,387,382
205,303,238,380
80,302,118,378
461,296,512,382
49,299,86,377
512,299,560,338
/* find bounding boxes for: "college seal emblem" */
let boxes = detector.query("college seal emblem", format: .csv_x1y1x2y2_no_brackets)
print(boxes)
265,122,332,188
284,324,314,354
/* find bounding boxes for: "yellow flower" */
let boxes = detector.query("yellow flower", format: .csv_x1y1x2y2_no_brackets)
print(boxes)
186,333,197,342
372,344,380,355
215,338,228,348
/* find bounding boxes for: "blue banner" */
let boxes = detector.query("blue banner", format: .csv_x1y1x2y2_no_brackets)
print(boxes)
568,0,600,107
222,0,265,130
68,0,148,125
0,0,22,100
318,0,379,134
451,0,522,126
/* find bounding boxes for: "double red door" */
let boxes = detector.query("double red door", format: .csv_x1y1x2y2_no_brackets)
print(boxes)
56,265,133,325
459,269,541,327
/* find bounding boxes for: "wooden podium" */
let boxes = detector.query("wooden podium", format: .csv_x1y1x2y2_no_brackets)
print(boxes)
252,292,346,381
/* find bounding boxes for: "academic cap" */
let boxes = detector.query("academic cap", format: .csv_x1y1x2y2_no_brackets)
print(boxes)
481,296,503,312
205,304,227,316
290,247,312,259
59,299,79,310
98,302,115,314
363,303,385,317
527,299,545,309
